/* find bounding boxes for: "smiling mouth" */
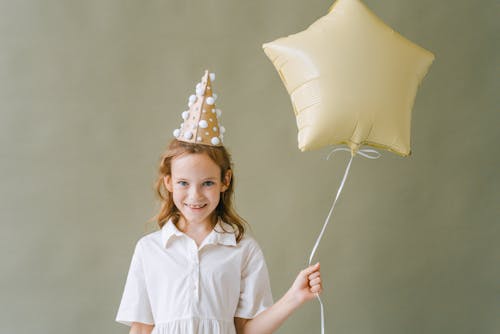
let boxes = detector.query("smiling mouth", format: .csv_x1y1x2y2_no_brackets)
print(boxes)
185,203,207,209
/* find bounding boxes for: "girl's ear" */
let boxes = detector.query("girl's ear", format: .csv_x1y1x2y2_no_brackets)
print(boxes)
164,175,173,192
221,170,232,192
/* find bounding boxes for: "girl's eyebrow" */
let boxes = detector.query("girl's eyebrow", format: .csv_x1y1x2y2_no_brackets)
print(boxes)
174,176,218,181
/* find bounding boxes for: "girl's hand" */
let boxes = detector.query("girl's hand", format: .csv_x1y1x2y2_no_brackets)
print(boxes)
287,262,323,306
234,263,323,333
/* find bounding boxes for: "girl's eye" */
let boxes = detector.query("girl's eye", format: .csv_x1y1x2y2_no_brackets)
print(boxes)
202,181,215,186
177,181,188,186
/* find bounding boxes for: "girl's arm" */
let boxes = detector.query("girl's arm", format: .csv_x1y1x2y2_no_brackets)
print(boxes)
129,322,154,334
234,262,322,334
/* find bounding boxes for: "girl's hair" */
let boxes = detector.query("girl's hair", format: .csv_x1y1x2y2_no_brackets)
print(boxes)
153,139,247,242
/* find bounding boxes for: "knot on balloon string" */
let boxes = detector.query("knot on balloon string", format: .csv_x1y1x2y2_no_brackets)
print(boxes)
309,146,380,334
325,147,381,161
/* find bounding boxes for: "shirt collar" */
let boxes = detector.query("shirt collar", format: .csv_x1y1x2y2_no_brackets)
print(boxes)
161,219,237,248
161,220,184,247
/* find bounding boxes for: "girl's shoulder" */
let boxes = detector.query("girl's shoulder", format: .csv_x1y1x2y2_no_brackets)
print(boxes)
237,233,258,246
236,233,266,256
208,220,265,257
219,220,261,251
131,229,164,253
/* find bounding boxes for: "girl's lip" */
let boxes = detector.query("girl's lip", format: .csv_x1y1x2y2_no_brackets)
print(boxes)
184,203,207,209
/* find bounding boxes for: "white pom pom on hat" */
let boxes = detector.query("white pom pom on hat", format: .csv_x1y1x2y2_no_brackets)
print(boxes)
206,97,215,105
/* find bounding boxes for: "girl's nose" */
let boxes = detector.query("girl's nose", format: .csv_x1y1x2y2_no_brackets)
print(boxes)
188,185,203,199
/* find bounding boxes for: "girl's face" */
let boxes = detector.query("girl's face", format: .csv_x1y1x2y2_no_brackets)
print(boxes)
164,152,231,227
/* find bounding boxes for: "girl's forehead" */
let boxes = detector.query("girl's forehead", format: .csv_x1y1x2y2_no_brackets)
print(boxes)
171,152,221,176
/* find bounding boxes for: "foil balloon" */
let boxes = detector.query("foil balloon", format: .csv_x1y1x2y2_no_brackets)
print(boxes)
262,0,435,156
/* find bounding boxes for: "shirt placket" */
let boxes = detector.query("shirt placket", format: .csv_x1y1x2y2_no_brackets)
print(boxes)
191,245,200,302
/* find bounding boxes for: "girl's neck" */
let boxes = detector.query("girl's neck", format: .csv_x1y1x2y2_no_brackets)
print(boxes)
176,215,217,245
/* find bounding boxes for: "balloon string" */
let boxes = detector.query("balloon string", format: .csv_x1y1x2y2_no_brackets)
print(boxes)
317,293,325,334
308,153,354,265
309,147,380,334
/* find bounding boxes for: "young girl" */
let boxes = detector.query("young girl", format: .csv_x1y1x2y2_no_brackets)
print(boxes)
116,71,322,334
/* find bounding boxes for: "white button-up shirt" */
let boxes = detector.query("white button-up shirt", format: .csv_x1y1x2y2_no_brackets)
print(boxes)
116,220,273,334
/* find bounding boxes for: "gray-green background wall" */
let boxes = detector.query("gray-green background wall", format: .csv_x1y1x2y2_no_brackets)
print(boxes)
1,1,497,333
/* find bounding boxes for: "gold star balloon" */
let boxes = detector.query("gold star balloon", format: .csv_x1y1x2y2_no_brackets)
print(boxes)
263,0,435,156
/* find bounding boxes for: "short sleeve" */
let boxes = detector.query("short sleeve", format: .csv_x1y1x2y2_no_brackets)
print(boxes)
115,239,154,326
234,239,274,319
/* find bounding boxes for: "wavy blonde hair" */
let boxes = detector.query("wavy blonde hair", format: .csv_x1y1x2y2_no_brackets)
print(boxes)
153,139,246,242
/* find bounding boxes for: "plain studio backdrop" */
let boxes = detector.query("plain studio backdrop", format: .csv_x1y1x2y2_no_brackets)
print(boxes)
0,1,497,333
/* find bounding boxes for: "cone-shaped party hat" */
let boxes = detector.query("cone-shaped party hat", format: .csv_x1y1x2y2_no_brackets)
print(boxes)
173,70,225,146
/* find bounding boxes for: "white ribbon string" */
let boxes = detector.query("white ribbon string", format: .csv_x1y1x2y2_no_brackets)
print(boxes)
309,147,380,334
325,147,381,161
317,294,325,334
308,153,354,265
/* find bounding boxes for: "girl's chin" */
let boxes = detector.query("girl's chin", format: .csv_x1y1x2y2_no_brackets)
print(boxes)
179,211,214,225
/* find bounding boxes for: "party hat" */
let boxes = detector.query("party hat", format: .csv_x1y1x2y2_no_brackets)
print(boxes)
173,70,225,146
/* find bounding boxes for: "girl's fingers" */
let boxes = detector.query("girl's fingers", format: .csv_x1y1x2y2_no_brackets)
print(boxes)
309,277,321,286
302,262,320,277
308,272,320,280
300,263,322,294
310,284,322,293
